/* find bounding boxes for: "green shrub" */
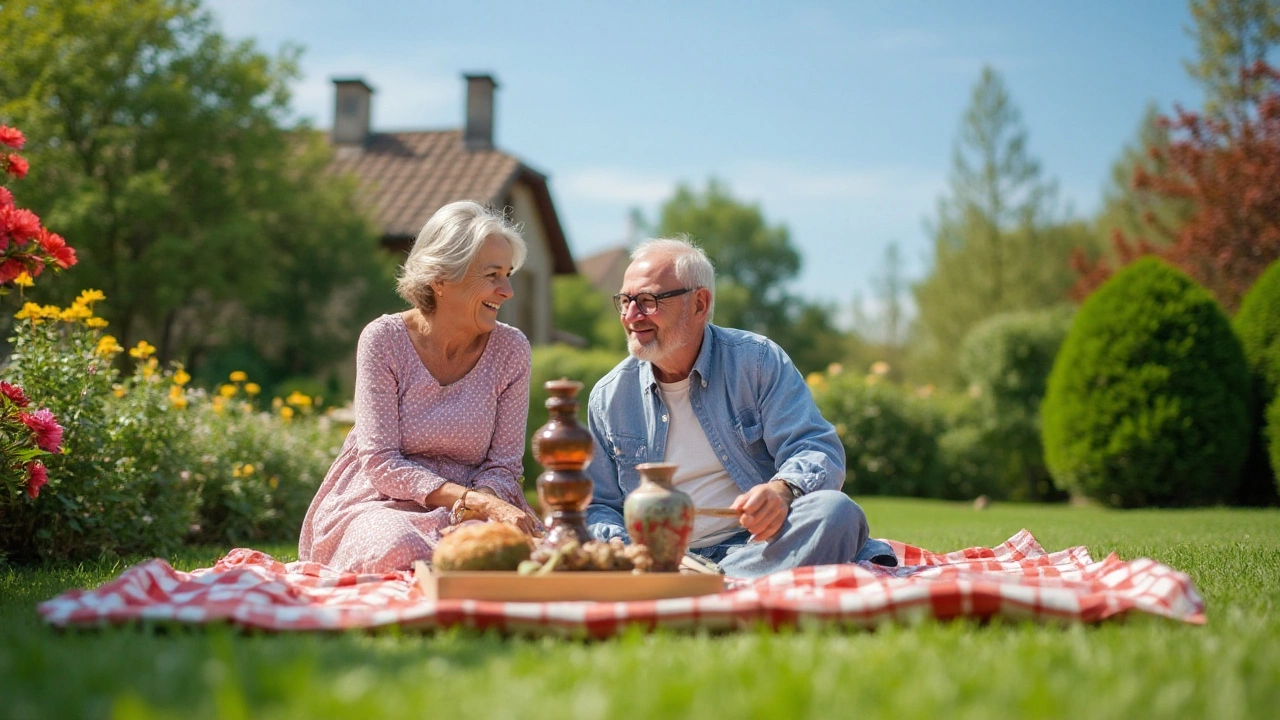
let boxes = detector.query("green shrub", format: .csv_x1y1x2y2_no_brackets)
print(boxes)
1042,258,1251,507
524,345,626,493
959,307,1074,501
1269,397,1280,484
813,372,954,498
1232,259,1280,500
3,298,199,562
187,395,345,546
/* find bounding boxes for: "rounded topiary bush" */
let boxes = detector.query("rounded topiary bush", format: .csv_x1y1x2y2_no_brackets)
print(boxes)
1233,259,1280,498
1041,257,1251,507
1268,397,1280,483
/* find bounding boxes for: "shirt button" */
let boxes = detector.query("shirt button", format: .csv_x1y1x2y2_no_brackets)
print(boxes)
662,414,669,422
721,454,728,461
701,380,707,387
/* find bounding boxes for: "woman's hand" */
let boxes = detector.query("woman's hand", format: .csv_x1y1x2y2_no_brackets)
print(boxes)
471,492,541,536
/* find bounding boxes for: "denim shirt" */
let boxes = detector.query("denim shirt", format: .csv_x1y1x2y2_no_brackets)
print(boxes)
585,324,845,541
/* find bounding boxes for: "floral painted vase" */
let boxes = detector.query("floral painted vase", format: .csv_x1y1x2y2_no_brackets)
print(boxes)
623,462,694,572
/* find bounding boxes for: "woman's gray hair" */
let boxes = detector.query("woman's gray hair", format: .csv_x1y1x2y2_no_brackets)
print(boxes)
397,200,528,313
631,237,716,321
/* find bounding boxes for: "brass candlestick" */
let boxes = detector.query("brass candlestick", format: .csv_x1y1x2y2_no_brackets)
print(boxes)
532,379,595,547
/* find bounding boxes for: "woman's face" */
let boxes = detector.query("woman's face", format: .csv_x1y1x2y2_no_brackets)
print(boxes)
435,234,515,334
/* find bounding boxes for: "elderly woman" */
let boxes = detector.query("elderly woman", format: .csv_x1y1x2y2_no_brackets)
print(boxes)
299,200,540,573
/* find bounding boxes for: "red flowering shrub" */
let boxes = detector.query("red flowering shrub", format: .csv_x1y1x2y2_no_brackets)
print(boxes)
0,379,63,500
0,124,77,295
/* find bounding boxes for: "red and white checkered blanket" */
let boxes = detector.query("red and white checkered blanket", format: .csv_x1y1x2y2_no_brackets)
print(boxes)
38,530,1205,637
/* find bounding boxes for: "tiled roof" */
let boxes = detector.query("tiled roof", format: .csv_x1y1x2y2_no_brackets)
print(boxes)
329,130,521,239
577,244,631,293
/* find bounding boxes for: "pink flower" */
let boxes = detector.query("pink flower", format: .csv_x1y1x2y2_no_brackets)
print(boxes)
2,205,42,242
0,186,12,208
20,408,63,454
6,154,28,179
0,125,25,150
25,462,47,499
1,381,30,408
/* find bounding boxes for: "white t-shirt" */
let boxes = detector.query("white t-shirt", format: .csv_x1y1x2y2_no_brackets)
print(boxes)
657,378,744,548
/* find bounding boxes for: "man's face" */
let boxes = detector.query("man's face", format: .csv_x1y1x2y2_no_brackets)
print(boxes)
618,254,702,368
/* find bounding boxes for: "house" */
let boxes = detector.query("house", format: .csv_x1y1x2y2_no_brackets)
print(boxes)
327,74,575,345
576,244,631,297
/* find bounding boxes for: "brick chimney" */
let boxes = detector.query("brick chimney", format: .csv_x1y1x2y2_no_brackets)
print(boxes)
463,73,498,151
332,78,374,145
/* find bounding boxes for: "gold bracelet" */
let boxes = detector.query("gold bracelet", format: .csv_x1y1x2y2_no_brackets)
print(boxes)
449,488,473,525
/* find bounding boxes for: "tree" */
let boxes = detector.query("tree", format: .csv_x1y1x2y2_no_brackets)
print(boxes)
652,178,846,373
1094,104,1194,253
552,274,626,352
912,67,1085,385
1185,0,1280,119
0,0,397,387
1072,64,1280,312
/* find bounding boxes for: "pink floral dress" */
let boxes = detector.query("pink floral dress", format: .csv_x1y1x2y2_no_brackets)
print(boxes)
298,314,534,572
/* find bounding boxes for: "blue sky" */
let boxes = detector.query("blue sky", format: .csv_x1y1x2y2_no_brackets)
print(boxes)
208,0,1205,319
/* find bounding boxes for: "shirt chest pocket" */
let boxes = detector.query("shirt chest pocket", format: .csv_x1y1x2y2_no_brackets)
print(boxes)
604,433,649,492
734,410,773,465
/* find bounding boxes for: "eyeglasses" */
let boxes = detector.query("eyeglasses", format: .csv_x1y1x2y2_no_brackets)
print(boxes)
612,288,692,315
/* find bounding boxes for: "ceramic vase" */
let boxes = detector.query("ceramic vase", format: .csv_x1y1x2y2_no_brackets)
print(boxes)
624,462,694,572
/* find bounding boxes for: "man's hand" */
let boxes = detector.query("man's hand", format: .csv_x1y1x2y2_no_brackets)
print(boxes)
730,480,793,542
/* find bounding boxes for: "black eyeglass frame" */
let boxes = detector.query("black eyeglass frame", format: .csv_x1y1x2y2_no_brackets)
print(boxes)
612,287,694,315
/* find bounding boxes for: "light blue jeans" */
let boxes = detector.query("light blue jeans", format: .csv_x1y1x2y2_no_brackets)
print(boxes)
687,490,894,578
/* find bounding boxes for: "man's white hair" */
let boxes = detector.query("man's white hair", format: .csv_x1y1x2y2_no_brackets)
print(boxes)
630,236,716,321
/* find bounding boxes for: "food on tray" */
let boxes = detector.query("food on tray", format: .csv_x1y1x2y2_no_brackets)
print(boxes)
517,537,654,575
432,522,533,571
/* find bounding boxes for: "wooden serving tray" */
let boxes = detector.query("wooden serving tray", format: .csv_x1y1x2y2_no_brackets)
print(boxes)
413,561,725,602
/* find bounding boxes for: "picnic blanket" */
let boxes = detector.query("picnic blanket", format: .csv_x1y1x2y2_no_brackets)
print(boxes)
38,530,1205,637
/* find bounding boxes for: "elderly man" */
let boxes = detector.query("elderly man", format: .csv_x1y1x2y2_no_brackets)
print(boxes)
585,238,892,578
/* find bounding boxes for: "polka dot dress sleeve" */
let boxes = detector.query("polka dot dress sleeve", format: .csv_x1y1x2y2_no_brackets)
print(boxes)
354,319,449,504
469,329,534,511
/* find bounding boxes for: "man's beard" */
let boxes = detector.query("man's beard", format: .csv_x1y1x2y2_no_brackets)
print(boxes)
628,312,694,365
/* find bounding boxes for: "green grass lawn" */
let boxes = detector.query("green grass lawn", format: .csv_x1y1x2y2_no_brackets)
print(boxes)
2,497,1277,720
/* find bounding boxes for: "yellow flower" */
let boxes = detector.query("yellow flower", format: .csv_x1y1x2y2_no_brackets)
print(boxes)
85,317,109,329
168,385,188,409
805,371,826,390
129,340,156,359
827,362,845,376
96,335,124,356
219,384,237,398
286,391,312,407
212,396,226,415
112,384,127,398
241,463,255,477
59,304,93,322
229,371,248,383
141,357,158,379
268,476,279,490
279,406,295,420
15,302,43,321
13,271,33,288
232,463,244,478
272,397,283,410
244,382,261,396
75,289,106,306
870,361,891,376
172,369,191,386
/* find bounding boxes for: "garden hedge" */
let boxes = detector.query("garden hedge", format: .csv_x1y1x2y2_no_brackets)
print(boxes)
1041,257,1251,507
1233,259,1280,498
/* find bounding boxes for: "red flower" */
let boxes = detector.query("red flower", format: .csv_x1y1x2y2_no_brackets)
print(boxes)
0,125,25,150
25,462,47,499
6,154,28,179
20,408,63,454
0,186,12,208
37,229,76,269
0,258,24,284
2,205,42,241
1,381,30,408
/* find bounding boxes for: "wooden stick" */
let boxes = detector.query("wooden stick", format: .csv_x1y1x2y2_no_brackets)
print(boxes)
695,506,741,518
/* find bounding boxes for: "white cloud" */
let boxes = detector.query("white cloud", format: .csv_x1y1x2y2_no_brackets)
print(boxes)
557,168,676,205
